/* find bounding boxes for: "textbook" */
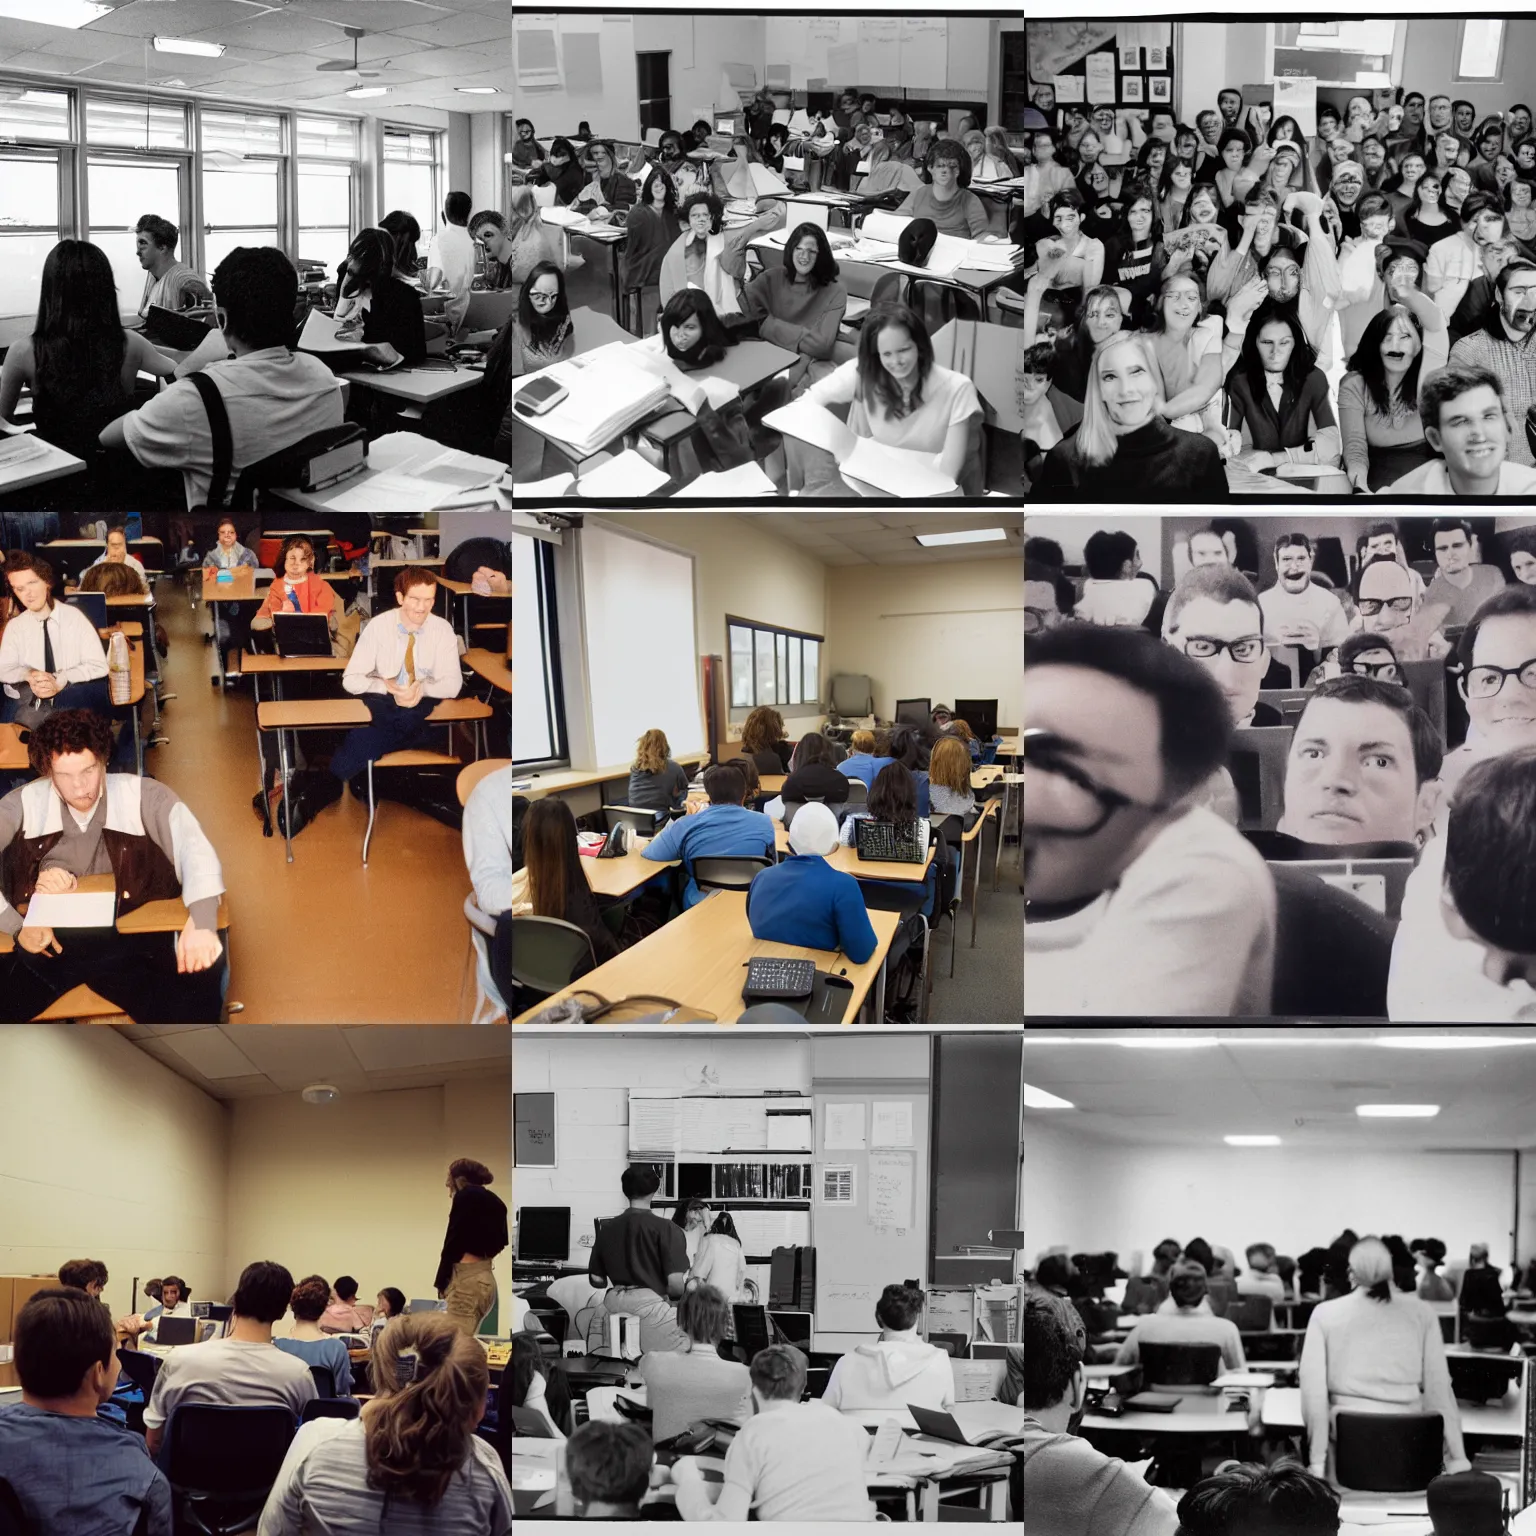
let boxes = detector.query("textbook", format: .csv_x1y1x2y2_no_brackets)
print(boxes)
512,353,671,457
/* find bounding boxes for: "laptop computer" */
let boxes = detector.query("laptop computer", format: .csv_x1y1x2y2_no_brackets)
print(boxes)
462,290,515,334
65,591,107,631
144,304,214,351
908,1403,1018,1447
273,612,332,658
156,1315,199,1346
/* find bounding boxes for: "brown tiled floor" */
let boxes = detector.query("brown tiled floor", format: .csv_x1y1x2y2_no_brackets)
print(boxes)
149,578,475,1022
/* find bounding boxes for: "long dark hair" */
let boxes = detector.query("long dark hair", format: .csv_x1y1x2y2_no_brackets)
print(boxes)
340,227,395,300
659,289,736,368
1348,303,1426,417
639,165,679,218
710,1212,741,1242
31,239,127,408
516,261,570,352
857,304,934,421
1113,179,1163,250
1238,296,1317,398
868,760,920,824
379,209,421,274
782,222,838,287
521,797,608,938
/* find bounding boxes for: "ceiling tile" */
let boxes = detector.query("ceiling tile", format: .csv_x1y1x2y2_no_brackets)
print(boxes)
395,11,510,47
300,0,455,31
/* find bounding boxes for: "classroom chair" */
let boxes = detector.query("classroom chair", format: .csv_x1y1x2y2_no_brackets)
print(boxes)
1269,864,1395,1018
859,883,931,1023
1229,725,1293,833
1138,1342,1223,1390
463,893,507,1025
162,1403,296,1535
510,916,597,1004
116,1348,162,1410
1222,1295,1273,1332
1334,1411,1443,1493
308,1365,337,1398
908,277,984,331
1257,688,1310,727
691,854,773,893
1402,657,1449,749
300,1398,360,1426
510,1404,557,1438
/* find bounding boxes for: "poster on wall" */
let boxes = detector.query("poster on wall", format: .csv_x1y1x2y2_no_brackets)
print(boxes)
1084,51,1117,104
1148,75,1170,103
1119,44,1140,71
1123,75,1144,104
1051,74,1085,103
1273,74,1319,136
1147,44,1168,70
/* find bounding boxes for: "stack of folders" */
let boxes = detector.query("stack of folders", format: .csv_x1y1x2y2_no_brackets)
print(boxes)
512,354,671,458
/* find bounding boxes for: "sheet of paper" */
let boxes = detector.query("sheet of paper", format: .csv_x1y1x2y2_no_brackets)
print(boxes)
504,472,574,497
843,437,957,497
680,461,777,497
867,1417,906,1464
763,399,857,459
1273,75,1317,137
24,890,117,928
296,309,368,355
0,435,52,469
729,1208,811,1254
869,1151,914,1228
630,1096,680,1154
871,1101,914,1148
324,472,452,513
1085,51,1117,104
576,448,670,498
824,1102,866,1150
767,1112,813,1150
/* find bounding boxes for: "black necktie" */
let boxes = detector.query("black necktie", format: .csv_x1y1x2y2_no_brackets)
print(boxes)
42,617,54,676
688,238,708,260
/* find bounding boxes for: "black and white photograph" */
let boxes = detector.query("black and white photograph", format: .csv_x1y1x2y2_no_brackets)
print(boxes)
510,8,1029,499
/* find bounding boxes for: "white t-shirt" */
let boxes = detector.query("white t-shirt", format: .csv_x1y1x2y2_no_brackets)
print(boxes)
144,1337,317,1430
427,223,477,330
1257,582,1350,650
713,1401,875,1522
1074,579,1154,627
1026,804,1277,1017
805,360,981,456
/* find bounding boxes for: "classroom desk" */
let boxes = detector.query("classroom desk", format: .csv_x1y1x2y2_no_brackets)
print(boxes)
971,765,1003,790
512,887,903,1025
338,362,483,405
203,566,275,687
437,577,511,646
238,651,346,704
271,436,509,516
464,648,511,696
757,773,787,794
457,757,509,807
512,751,711,802
0,433,86,495
0,872,230,956
112,626,148,774
773,822,937,883
0,724,27,772
569,223,628,325
584,837,677,899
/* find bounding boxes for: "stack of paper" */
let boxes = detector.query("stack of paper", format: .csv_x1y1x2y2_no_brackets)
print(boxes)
577,448,671,497
0,435,52,470
763,399,857,458
843,438,957,497
676,461,778,496
512,355,671,457
724,163,789,200
539,205,590,230
296,309,371,355
849,211,1019,277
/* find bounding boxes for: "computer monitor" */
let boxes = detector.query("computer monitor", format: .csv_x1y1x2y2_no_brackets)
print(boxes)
156,1316,198,1346
1139,1341,1222,1388
768,1309,813,1348
65,591,107,631
715,116,736,134
733,1305,773,1359
953,698,999,742
894,698,931,728
516,1206,571,1262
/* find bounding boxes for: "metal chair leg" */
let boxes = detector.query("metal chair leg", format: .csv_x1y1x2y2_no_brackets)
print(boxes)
362,759,378,865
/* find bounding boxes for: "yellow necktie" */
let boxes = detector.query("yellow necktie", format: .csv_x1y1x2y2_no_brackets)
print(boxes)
403,633,416,684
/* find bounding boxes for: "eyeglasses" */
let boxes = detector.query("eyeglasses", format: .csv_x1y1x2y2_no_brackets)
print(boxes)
1357,596,1414,615
528,289,560,305
1465,657,1536,698
1180,635,1265,663
1347,660,1403,682
1023,728,1169,838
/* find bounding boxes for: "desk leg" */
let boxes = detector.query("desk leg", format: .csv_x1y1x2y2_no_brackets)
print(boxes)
992,781,1010,893
921,1481,939,1522
278,729,295,864
215,601,227,687
872,955,886,1024
609,242,621,326
133,694,143,775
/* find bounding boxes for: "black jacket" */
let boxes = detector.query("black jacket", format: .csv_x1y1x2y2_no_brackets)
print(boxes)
1035,417,1228,501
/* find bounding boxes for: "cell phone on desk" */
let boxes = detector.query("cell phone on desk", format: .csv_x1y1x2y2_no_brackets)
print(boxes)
514,375,570,417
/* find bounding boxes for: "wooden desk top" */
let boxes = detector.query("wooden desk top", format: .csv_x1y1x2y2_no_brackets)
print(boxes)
101,621,142,639
465,649,511,694
758,774,786,793
0,872,229,952
513,751,710,800
585,838,679,899
773,824,936,883
513,888,902,1025
257,696,490,728
203,568,263,601
457,758,510,807
971,765,1003,789
0,723,27,772
238,652,345,673
372,556,446,569
264,529,334,538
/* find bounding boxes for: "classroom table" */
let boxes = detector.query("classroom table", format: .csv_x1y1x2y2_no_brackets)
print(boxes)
584,837,677,899
0,872,230,956
773,822,936,883
971,764,1003,790
336,362,483,405
203,566,275,687
568,223,628,325
757,774,787,794
512,751,710,802
0,723,27,772
0,433,86,495
457,757,509,807
238,650,346,704
437,576,511,646
272,443,510,516
512,887,903,1025
464,648,511,696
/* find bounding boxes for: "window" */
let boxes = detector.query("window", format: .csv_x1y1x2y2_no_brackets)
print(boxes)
727,616,824,711
86,98,187,151
87,157,183,318
1269,21,1405,87
512,533,565,766
1456,20,1505,82
0,153,60,320
383,127,440,243
0,89,70,143
201,112,284,275
202,110,283,157
295,116,360,160
297,161,353,272
637,52,671,137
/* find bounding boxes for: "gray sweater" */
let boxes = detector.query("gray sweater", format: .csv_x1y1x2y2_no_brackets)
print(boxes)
627,760,690,813
1021,1416,1179,1536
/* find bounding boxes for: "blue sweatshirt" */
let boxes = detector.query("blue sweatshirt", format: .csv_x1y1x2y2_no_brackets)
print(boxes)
641,802,777,907
836,755,930,815
745,854,878,964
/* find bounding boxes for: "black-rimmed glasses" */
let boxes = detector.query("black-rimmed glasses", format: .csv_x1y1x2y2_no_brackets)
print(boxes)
1180,635,1265,663
1464,657,1536,699
1357,597,1414,616
1024,728,1171,838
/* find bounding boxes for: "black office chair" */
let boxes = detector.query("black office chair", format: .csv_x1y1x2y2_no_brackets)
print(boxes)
858,882,931,1024
1223,1295,1273,1332
690,855,772,893
0,1479,30,1536
510,916,598,998
1449,1353,1521,1403
308,1365,337,1398
1138,1342,1222,1389
162,1404,296,1535
1463,1313,1518,1352
300,1397,360,1424
510,1403,557,1437
908,277,983,333
1334,1411,1443,1492
1269,864,1396,1018
116,1347,162,1419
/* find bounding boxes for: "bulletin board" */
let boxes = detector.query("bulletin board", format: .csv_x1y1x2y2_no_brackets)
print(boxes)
514,1092,556,1168
763,17,979,94
813,1084,931,1337
1025,20,1178,118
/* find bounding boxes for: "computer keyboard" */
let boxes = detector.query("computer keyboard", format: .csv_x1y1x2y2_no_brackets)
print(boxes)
742,957,815,1001
854,820,925,863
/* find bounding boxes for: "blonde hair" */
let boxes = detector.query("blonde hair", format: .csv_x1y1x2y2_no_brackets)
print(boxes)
1078,334,1161,467
740,706,786,755
849,729,875,755
508,185,540,238
1348,1237,1395,1301
367,1314,491,1504
928,736,973,795
632,729,670,776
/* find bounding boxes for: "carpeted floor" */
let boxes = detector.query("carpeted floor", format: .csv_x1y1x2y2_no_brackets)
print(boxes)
925,821,1023,1025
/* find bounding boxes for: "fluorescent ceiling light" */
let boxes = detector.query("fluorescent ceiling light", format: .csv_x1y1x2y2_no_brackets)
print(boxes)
456,87,499,95
1356,1104,1440,1118
0,0,109,26
1225,1135,1282,1146
914,527,1008,548
154,38,225,58
345,87,390,99
1109,1038,1220,1050
1023,1084,1074,1110
1375,1035,1527,1050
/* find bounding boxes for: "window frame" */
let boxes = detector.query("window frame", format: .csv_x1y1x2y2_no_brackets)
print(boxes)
1453,19,1506,84
1263,21,1407,88
382,123,443,248
512,535,569,771
726,613,825,714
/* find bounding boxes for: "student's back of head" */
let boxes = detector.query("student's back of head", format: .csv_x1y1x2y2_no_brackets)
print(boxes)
368,1314,491,1504
14,1287,116,1402
875,1283,924,1332
704,763,747,806
849,729,875,755
566,1421,653,1517
677,1282,731,1346
750,1343,808,1403
213,246,299,351
80,561,147,598
521,798,607,939
791,731,841,771
1176,1459,1341,1536
868,761,919,825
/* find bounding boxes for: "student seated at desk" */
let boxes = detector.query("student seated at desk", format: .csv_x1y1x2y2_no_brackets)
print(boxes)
639,1283,752,1443
509,798,620,971
144,1262,316,1458
659,192,785,323
0,239,178,464
837,729,896,790
628,728,691,814
0,1287,172,1536
256,1313,512,1536
573,139,639,219
564,1422,654,1519
510,1332,568,1439
742,223,848,392
0,553,112,733
746,802,877,964
490,199,550,292
510,262,575,376
624,167,681,338
84,524,149,586
102,246,345,512
652,130,711,203
319,1276,370,1335
135,213,213,316
333,227,428,369
426,191,478,331
273,1275,356,1400
641,762,777,909
118,1275,193,1344
0,709,227,1023
657,290,739,373
885,727,933,818
253,536,338,632
823,1283,955,1413
670,1344,875,1523
740,705,793,775
530,136,588,207
762,732,851,820
895,137,992,238
837,761,933,898
512,118,545,171
926,736,978,820
1113,1263,1247,1373
202,516,259,672
798,305,983,496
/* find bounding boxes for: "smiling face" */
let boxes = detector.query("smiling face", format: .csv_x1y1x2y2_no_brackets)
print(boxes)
1197,111,1220,145
6,568,48,613
1126,197,1154,241
669,312,703,353
1275,541,1313,593
1280,695,1428,846
1255,317,1295,374
1513,551,1536,584
397,580,435,629
876,322,920,385
1084,164,1111,197
1331,171,1365,206
1465,613,1536,749
1053,203,1082,239
1428,385,1508,483
686,203,713,239
1094,338,1157,434
791,234,820,276
1160,275,1200,329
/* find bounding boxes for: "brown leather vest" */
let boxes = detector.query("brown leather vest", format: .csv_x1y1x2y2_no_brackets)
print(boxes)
5,826,181,921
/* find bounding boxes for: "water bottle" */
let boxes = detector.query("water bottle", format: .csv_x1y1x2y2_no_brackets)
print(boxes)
108,630,131,706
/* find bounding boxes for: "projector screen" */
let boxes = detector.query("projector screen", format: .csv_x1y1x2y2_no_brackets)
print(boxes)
580,524,702,768
512,531,558,765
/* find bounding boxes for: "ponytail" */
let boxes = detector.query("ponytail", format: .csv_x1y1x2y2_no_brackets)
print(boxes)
366,1314,490,1504
1365,1279,1393,1302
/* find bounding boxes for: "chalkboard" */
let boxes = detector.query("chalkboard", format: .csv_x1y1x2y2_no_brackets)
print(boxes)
514,1092,556,1168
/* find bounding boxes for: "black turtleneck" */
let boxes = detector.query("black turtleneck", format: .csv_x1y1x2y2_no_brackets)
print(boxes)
1035,416,1229,500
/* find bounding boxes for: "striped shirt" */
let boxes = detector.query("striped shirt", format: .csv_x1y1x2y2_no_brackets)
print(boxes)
255,1418,512,1536
138,260,212,317
1448,325,1536,465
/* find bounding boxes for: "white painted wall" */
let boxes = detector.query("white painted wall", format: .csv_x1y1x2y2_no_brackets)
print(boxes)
1025,1117,1517,1274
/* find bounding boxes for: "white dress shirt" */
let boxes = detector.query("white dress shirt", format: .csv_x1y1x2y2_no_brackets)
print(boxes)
342,610,462,701
0,601,109,698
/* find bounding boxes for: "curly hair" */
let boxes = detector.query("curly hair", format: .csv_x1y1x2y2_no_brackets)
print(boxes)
28,708,114,777
740,706,787,755
289,1275,331,1323
448,1158,494,1186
